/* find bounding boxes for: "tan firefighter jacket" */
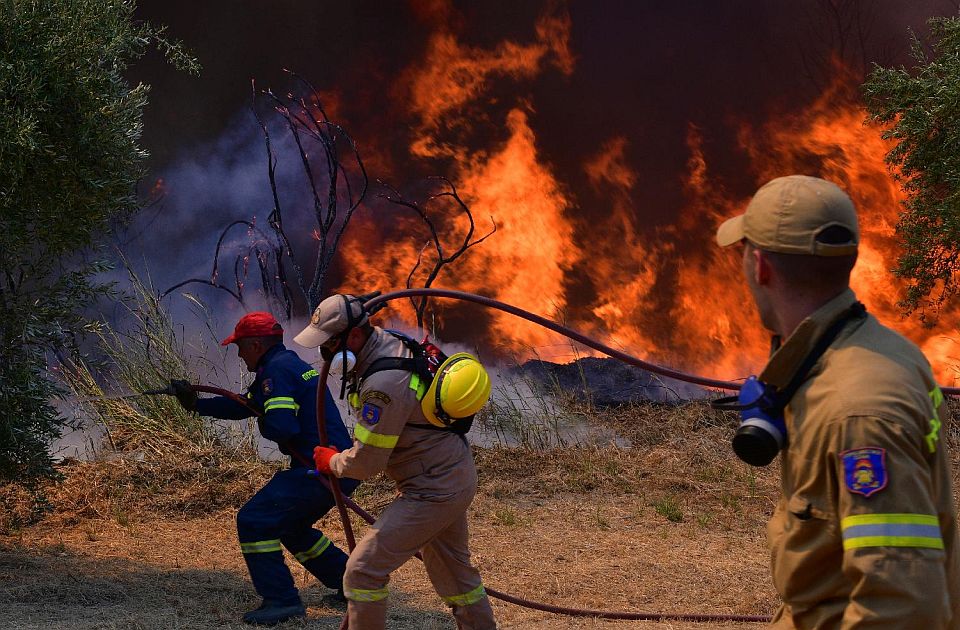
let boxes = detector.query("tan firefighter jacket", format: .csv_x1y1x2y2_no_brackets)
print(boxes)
761,289,960,629
328,328,473,496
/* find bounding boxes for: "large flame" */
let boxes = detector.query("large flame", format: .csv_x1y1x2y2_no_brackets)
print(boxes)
588,73,960,385
338,1,579,360
334,7,959,386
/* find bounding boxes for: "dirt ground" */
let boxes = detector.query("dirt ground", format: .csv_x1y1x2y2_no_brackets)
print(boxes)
0,496,774,630
7,400,954,629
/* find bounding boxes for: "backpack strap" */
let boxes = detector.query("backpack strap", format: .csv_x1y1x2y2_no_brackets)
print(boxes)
359,330,470,435
362,356,428,399
364,356,417,376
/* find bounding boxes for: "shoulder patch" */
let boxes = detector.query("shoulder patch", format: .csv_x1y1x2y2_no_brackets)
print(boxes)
841,447,888,498
362,390,391,406
261,378,273,396
361,401,382,425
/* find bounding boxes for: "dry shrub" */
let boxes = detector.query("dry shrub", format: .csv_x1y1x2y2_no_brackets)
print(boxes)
476,400,780,534
0,483,52,532
2,451,273,531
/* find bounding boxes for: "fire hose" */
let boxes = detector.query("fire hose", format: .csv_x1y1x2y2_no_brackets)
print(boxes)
148,381,768,623
159,287,960,624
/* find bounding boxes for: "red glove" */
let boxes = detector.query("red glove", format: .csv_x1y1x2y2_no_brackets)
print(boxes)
313,445,340,474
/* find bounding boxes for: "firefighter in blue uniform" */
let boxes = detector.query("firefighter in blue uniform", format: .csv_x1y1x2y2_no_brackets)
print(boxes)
171,311,358,626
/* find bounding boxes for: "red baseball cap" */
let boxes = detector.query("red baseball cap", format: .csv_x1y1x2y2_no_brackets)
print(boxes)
221,312,284,346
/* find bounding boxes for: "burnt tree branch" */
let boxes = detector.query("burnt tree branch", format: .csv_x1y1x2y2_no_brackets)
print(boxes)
160,220,279,308
257,71,368,311
379,177,496,331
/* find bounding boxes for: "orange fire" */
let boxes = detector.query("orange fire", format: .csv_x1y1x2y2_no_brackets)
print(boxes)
335,5,960,387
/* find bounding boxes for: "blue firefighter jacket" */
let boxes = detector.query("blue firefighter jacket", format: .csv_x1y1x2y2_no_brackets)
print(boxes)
195,343,352,467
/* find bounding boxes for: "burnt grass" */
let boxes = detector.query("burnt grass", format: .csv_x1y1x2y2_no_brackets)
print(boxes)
2,400,959,629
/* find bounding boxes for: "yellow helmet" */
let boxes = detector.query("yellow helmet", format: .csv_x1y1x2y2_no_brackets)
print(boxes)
421,353,492,428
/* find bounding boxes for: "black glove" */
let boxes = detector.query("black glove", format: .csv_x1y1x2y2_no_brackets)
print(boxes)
170,379,197,411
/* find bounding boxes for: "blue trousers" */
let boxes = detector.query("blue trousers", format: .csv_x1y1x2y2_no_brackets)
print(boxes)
237,467,360,605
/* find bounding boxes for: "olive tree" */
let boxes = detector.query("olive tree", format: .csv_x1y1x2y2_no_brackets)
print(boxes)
0,0,196,490
864,16,960,318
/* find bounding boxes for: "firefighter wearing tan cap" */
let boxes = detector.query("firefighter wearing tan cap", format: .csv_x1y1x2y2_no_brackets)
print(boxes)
716,175,959,627
294,294,497,630
171,311,359,625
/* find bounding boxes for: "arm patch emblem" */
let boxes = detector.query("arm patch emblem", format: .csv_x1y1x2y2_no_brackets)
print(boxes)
361,402,382,425
841,447,888,498
261,378,273,396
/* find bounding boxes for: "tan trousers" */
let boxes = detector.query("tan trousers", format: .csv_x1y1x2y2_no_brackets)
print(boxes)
343,487,496,629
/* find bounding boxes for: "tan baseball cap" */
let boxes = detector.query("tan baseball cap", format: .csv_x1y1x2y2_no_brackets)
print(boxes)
716,175,859,256
293,294,368,348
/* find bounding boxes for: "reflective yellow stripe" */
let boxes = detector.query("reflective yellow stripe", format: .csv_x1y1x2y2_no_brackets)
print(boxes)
302,369,319,381
294,536,331,563
926,416,942,453
240,539,282,554
264,396,299,412
927,386,944,452
841,514,940,527
348,392,360,409
843,536,945,550
344,586,389,602
409,373,427,400
930,386,945,408
841,514,943,551
354,423,399,449
441,584,487,607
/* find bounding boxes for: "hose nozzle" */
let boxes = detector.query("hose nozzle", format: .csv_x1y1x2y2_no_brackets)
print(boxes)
141,383,178,396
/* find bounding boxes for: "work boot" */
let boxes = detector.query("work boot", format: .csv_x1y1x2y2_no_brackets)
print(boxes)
242,599,306,626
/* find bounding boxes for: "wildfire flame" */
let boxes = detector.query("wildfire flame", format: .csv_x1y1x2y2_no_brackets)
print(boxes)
334,5,960,386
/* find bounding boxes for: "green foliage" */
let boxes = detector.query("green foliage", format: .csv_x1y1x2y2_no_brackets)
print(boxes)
863,17,960,316
0,0,197,485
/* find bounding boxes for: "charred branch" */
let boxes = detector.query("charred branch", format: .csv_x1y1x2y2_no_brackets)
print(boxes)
169,74,369,319
797,0,891,91
160,220,283,309
252,79,307,312
380,177,496,330
258,71,368,311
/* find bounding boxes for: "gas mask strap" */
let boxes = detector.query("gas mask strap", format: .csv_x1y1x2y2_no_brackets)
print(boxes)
772,301,867,413
711,303,866,416
711,395,761,412
335,293,375,400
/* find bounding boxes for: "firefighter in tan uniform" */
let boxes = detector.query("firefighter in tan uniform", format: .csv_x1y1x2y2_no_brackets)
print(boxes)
716,175,960,628
294,294,497,630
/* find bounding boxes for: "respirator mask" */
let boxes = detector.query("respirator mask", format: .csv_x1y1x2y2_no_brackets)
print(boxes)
326,348,356,376
712,376,786,467
319,334,357,400
712,301,867,467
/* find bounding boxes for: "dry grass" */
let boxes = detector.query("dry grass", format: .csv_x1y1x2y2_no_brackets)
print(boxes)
3,399,959,629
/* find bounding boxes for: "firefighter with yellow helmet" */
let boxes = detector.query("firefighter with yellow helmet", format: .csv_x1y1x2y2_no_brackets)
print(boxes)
294,293,497,630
